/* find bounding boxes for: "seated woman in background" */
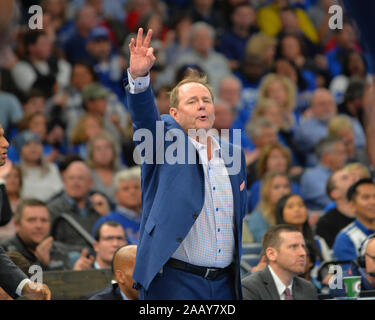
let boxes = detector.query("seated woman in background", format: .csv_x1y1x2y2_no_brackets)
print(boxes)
247,142,302,212
69,114,104,159
86,131,122,199
245,172,291,243
275,193,324,286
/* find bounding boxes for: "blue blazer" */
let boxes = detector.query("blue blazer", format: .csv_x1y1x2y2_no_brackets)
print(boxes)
124,78,248,299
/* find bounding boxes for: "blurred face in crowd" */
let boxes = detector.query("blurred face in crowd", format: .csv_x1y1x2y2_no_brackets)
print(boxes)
336,23,356,49
337,127,355,157
266,148,288,174
87,38,111,62
5,167,21,195
281,36,301,60
213,101,233,131
92,137,114,167
84,116,103,140
311,89,337,122
231,5,256,30
324,141,347,171
170,82,215,132
0,126,9,167
365,239,375,288
280,10,298,31
253,126,278,149
76,6,98,34
21,141,43,165
267,231,307,277
266,80,288,108
348,52,366,77
16,205,50,248
218,78,241,108
115,179,142,213
274,59,297,85
350,183,375,224
72,64,94,90
63,161,93,200
94,224,127,268
282,195,308,227
331,168,356,200
262,103,283,129
192,27,213,56
29,34,52,60
156,88,171,115
86,98,107,116
268,175,291,206
23,96,46,114
29,114,47,141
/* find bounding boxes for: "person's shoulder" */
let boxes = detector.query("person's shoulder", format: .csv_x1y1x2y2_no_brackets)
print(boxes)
241,269,265,287
294,277,318,299
0,235,18,249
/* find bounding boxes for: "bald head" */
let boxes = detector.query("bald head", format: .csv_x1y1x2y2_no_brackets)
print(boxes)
218,76,242,107
63,161,93,200
310,88,337,122
113,245,138,300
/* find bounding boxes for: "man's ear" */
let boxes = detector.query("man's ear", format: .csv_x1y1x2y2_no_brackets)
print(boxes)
115,269,124,284
266,247,277,263
169,107,178,120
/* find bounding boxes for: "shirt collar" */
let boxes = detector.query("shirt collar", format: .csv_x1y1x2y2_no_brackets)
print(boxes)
268,265,293,299
354,219,375,235
119,288,129,300
116,205,140,220
188,135,221,158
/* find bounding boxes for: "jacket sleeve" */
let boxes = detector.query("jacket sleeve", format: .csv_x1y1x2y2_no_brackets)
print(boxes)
0,246,28,299
0,184,12,226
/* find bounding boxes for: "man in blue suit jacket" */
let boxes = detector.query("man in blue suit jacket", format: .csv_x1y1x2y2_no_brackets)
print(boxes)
124,29,247,300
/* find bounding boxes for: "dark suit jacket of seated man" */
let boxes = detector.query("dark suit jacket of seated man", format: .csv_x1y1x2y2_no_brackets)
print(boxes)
124,29,247,300
242,224,318,300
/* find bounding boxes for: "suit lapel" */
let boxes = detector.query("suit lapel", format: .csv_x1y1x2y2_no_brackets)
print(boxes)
262,267,281,300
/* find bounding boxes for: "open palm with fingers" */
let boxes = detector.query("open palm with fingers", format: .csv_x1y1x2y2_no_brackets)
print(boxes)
129,28,156,79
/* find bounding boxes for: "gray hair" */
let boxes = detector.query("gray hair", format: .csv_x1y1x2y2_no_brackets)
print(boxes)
246,117,277,140
114,166,141,190
315,136,343,159
189,21,215,43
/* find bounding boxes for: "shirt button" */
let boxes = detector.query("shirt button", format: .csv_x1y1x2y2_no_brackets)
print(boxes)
218,228,220,232
218,249,221,253
213,186,216,191
216,208,218,212
176,237,183,243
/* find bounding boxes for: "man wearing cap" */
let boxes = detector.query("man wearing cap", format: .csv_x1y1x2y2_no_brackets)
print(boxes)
82,82,128,145
86,26,127,101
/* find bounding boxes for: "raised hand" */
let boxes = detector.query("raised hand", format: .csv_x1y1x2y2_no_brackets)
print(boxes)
22,282,52,300
129,28,155,79
34,236,53,266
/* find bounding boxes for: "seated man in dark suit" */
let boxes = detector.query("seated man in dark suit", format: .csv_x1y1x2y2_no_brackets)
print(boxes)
90,244,138,300
242,224,318,300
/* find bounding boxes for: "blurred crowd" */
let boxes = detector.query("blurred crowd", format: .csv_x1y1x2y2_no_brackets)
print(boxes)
0,0,375,299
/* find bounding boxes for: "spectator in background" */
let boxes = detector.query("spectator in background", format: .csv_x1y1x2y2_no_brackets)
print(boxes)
257,73,297,132
212,100,234,135
325,22,360,77
69,114,104,159
63,5,99,64
174,22,232,95
217,2,258,71
86,131,121,199
245,118,278,182
0,164,23,240
247,143,302,213
90,244,138,300
47,160,108,253
0,83,23,136
242,224,318,300
316,167,356,249
328,115,369,165
92,167,142,245
300,136,348,211
92,221,127,269
257,0,319,45
0,199,73,271
246,33,277,72
11,30,71,99
155,85,173,115
333,178,375,262
330,51,369,103
22,88,47,115
187,0,227,37
15,131,63,202
86,26,127,101
245,172,292,243
218,75,243,111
